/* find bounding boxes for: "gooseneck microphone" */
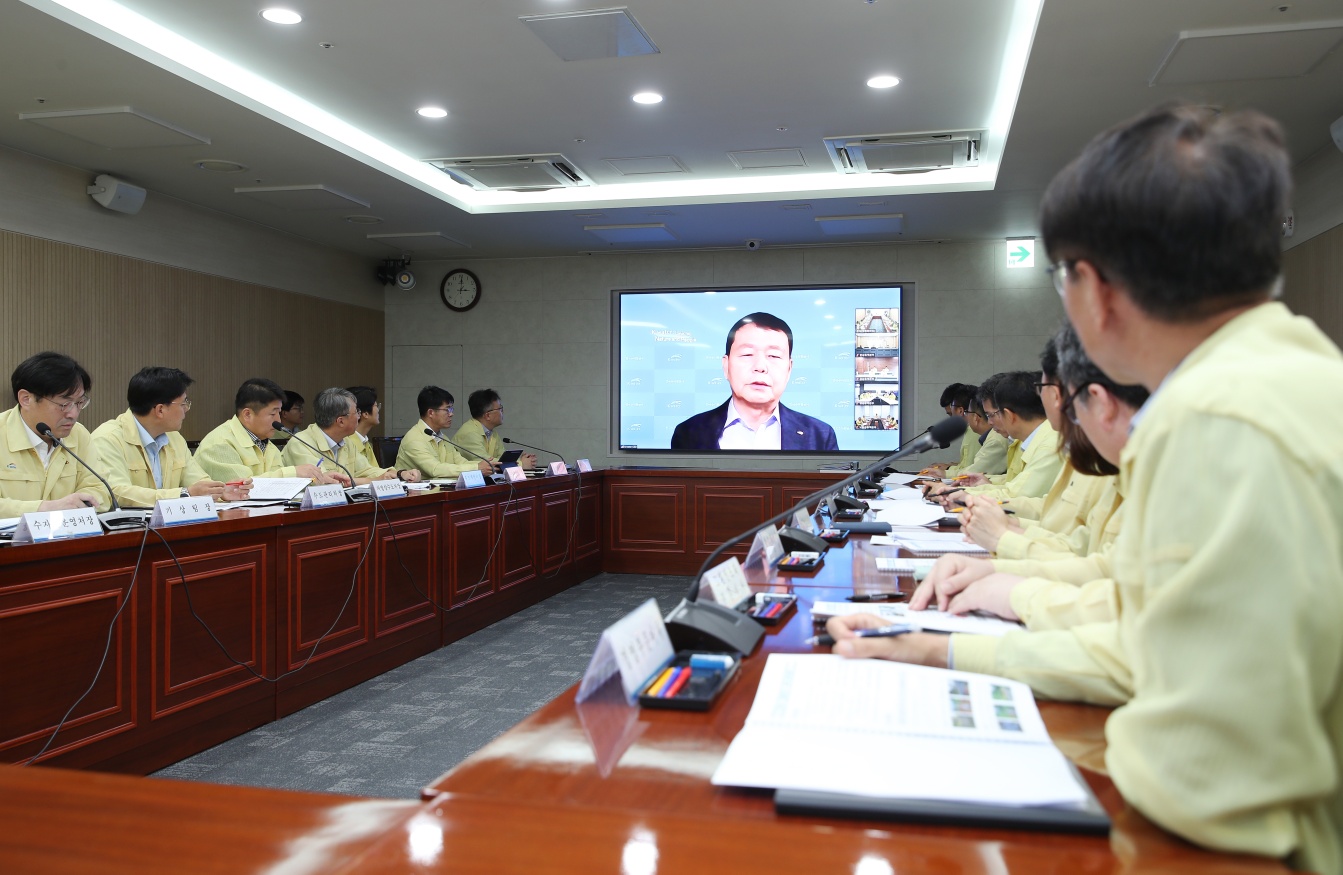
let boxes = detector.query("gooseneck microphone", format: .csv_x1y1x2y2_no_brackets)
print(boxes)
663,416,966,654
36,422,119,511
274,423,357,490
501,437,561,463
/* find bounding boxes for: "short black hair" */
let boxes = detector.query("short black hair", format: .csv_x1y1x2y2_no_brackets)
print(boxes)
725,312,793,357
988,371,1046,420
282,390,304,412
11,352,91,404
417,386,454,417
1040,336,1060,383
127,366,193,416
951,384,977,411
1040,102,1290,322
234,378,285,413
974,375,1004,415
347,385,378,415
939,383,968,408
1055,324,1151,412
468,388,501,419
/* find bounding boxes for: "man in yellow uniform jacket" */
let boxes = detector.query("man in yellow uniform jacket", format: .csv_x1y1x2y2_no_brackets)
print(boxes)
281,388,419,485
948,386,1010,477
828,103,1343,872
453,389,536,470
347,386,384,472
395,386,495,479
194,378,340,485
91,367,248,508
0,351,111,515
933,370,1061,502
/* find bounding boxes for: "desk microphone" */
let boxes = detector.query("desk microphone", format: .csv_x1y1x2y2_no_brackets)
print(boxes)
664,416,965,655
36,422,119,512
501,437,561,464
273,423,357,491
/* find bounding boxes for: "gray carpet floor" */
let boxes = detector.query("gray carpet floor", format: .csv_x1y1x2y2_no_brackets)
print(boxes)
152,573,690,798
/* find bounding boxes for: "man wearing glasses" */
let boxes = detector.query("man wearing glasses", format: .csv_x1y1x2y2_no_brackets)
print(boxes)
282,388,418,484
829,104,1343,870
0,351,111,515
395,386,495,479
454,389,536,470
90,366,247,508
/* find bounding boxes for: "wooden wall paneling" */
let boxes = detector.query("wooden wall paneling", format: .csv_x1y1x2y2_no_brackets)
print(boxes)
540,486,574,573
693,484,772,557
0,559,139,765
781,485,825,516
149,539,272,720
445,503,497,607
0,229,386,442
604,483,687,554
277,524,373,675
372,509,440,639
1284,223,1343,346
497,494,538,590
574,483,601,560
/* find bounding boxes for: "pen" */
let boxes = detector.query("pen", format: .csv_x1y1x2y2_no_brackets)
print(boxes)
226,480,248,487
807,623,917,647
662,667,692,699
846,592,904,602
646,666,676,697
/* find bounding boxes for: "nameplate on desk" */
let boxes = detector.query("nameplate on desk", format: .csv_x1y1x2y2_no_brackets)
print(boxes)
547,461,569,476
300,484,348,509
697,556,752,607
504,465,527,483
744,525,785,569
149,496,218,527
576,598,675,704
792,507,816,535
249,477,311,500
576,458,592,473
370,479,408,499
13,507,103,544
455,470,487,489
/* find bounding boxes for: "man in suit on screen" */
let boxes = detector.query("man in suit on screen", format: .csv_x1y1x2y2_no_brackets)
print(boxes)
671,312,838,451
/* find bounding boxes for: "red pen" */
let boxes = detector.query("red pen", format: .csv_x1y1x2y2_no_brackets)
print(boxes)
662,667,691,699
226,480,247,487
763,600,784,619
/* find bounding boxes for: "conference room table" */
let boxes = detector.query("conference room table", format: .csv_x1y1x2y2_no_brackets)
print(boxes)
0,470,1296,873
413,533,1293,875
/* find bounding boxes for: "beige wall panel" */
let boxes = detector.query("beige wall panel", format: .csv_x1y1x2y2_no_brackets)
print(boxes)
0,229,385,440
1282,222,1343,347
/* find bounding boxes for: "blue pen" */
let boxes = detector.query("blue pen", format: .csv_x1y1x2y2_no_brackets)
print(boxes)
807,622,917,647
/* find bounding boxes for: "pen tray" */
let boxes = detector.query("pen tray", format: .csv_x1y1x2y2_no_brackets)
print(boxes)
740,592,798,626
637,651,741,711
776,555,824,574
819,527,850,544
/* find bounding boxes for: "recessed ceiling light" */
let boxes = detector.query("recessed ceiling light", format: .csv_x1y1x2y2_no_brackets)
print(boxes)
261,8,302,24
632,92,663,105
416,106,448,119
195,159,247,173
867,75,900,89
344,215,383,224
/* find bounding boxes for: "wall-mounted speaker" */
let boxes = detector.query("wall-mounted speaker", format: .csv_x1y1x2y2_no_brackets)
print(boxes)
86,174,146,215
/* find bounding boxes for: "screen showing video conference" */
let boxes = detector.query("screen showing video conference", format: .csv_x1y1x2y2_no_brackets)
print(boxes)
616,285,906,453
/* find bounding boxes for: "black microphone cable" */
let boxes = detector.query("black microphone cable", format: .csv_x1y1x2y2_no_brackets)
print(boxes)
36,421,120,512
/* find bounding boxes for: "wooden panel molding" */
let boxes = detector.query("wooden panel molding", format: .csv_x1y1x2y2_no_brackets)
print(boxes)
498,496,538,590
446,504,497,606
374,512,440,637
280,527,372,672
607,484,687,553
693,485,771,557
541,488,574,573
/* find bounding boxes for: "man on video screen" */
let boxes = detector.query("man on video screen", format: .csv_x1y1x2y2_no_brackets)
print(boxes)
671,312,839,451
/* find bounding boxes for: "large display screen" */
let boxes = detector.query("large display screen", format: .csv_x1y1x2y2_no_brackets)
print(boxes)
614,285,909,453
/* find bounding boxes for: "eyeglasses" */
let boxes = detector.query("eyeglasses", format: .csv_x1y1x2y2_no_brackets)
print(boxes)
488,406,503,414
1033,380,1058,394
171,397,192,412
1045,260,1075,297
42,394,91,413
983,407,1003,421
1060,382,1097,424
433,406,454,415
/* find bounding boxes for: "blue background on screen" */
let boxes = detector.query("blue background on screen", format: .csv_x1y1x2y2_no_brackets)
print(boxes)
617,287,903,452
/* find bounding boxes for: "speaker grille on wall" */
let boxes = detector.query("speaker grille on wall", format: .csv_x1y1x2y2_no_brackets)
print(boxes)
86,174,146,215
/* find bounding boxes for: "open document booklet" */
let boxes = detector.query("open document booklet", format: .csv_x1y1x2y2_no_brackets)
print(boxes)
712,654,1108,831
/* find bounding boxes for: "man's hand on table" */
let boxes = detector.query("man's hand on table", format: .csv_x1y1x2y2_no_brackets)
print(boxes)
825,613,948,667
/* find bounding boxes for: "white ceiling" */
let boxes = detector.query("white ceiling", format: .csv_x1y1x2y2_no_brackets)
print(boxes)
3,0,1342,261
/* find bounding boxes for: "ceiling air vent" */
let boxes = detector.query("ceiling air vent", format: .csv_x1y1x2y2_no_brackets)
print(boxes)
425,154,593,191
824,131,982,175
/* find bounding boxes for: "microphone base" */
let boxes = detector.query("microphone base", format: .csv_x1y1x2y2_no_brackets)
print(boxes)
664,598,764,655
831,495,867,513
778,527,830,554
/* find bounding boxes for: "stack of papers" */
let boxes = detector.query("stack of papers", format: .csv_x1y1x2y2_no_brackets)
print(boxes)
712,655,1090,808
809,600,1023,636
880,472,921,487
896,535,988,556
873,503,945,528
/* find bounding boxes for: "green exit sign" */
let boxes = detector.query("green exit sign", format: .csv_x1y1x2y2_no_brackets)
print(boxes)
1006,239,1035,269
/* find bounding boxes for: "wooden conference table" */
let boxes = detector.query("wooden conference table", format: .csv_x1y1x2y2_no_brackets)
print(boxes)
0,469,1293,873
